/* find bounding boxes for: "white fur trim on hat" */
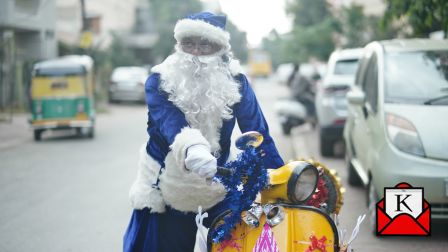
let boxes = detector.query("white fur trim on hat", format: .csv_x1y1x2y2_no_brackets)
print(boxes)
174,19,231,50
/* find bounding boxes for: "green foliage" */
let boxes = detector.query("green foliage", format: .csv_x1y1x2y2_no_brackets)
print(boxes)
340,4,367,48
149,0,202,61
261,30,285,68
287,0,331,27
339,4,398,48
286,18,336,62
273,0,337,63
383,0,448,37
226,20,248,63
107,33,140,67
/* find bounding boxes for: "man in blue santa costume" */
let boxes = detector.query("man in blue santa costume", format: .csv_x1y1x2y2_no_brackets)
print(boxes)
123,12,284,252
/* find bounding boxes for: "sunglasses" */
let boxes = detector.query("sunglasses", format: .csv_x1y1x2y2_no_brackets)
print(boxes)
180,37,221,55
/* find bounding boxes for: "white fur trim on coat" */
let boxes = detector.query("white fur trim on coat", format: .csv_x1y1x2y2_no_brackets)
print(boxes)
129,144,166,213
129,128,227,213
174,19,231,51
159,152,226,212
159,127,226,212
229,58,243,76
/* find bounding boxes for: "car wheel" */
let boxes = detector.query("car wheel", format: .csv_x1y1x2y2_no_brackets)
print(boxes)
367,179,378,235
319,134,333,157
281,123,292,135
34,129,43,141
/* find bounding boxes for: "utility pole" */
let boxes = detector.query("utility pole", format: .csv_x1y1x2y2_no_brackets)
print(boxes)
80,0,88,31
79,0,92,50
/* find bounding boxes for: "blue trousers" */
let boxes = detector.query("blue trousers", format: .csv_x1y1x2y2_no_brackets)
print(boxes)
123,200,229,252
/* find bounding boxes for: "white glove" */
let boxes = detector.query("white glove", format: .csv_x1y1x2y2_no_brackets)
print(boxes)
185,144,217,179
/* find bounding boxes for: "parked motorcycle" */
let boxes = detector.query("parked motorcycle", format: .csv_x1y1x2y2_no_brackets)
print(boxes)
204,131,351,252
275,97,316,135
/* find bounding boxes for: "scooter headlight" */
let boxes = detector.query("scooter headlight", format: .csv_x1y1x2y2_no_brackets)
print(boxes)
287,162,319,204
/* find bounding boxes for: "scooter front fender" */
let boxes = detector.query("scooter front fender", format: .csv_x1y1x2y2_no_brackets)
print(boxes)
208,205,339,252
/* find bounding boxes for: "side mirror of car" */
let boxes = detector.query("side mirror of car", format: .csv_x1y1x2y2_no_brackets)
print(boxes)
347,90,365,105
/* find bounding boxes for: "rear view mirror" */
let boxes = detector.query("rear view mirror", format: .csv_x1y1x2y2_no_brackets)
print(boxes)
347,90,365,105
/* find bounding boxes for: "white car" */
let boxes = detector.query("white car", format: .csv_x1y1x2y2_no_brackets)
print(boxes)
108,66,149,103
344,39,448,229
316,48,363,156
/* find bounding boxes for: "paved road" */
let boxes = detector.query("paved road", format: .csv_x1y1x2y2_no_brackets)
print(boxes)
0,77,294,252
0,104,147,252
0,76,446,251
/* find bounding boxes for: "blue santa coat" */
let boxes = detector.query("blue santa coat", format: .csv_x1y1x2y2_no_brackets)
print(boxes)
124,73,284,252
145,73,284,168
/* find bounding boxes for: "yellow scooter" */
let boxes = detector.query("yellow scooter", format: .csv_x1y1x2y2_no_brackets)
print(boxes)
207,132,346,252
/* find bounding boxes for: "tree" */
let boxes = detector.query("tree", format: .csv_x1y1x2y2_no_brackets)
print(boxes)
107,33,140,67
226,20,248,63
261,30,285,68
286,18,336,62
339,4,367,48
281,0,338,62
338,4,398,48
383,0,448,38
287,0,332,27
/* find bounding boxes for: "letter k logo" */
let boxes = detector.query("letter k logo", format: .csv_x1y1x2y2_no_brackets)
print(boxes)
395,194,412,212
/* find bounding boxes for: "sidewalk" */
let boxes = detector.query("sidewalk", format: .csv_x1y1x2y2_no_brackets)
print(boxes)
0,113,31,150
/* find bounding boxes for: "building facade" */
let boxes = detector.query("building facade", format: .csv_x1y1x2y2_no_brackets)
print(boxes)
0,0,58,61
0,0,57,113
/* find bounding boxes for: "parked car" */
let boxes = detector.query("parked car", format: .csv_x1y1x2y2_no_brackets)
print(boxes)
343,39,448,229
316,48,363,156
108,66,148,103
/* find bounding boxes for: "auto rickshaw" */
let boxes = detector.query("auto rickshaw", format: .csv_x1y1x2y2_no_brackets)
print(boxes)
30,55,95,141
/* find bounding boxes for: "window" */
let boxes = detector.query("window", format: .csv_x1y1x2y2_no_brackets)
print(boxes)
14,0,40,15
334,59,359,75
362,53,378,113
384,50,448,104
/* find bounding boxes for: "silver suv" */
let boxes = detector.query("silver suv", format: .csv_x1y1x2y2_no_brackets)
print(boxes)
344,39,448,228
316,48,363,156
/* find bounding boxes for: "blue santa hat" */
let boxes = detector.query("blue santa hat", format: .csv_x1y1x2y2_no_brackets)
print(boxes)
174,12,231,51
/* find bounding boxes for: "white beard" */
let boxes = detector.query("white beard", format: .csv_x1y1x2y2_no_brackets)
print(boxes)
151,49,242,154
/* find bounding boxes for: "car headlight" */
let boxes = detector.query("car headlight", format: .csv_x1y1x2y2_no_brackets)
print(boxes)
386,113,425,157
287,162,319,204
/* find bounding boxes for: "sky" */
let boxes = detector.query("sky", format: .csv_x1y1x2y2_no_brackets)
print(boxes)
217,0,292,47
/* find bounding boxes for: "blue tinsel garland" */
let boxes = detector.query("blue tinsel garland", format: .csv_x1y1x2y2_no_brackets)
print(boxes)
211,147,268,243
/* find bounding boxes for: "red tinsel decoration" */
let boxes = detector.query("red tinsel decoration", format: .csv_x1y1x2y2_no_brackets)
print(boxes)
306,176,329,208
304,234,328,252
217,238,242,252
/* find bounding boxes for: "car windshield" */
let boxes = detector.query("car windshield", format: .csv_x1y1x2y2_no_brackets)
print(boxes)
334,59,359,75
385,50,448,105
